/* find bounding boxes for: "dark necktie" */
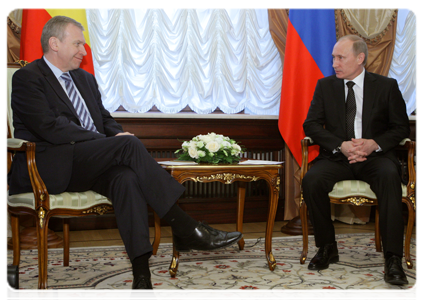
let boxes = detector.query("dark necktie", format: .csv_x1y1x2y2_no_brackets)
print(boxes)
61,73,97,132
345,81,356,140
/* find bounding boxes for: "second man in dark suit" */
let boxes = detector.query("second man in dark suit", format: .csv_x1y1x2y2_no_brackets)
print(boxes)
302,35,410,285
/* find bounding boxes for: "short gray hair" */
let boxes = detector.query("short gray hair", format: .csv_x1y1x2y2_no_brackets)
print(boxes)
41,16,84,54
338,35,368,66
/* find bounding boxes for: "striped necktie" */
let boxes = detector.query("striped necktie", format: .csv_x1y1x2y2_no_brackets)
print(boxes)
61,73,97,132
345,81,356,140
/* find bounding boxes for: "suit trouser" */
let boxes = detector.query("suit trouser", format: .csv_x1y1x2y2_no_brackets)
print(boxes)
66,135,185,260
302,155,404,257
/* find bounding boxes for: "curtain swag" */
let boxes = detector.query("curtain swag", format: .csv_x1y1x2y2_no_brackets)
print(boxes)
335,8,398,45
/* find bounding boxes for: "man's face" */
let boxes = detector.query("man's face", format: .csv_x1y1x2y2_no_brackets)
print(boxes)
332,39,364,80
55,23,87,72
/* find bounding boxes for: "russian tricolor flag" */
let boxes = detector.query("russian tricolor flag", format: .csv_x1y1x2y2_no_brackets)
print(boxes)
278,9,337,165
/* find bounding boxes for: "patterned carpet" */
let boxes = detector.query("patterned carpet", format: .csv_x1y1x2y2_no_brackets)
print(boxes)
8,233,416,290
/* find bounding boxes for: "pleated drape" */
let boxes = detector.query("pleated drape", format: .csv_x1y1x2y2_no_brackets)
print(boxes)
87,9,282,114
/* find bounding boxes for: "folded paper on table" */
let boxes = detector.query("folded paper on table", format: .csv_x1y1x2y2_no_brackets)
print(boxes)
239,160,283,165
158,161,198,165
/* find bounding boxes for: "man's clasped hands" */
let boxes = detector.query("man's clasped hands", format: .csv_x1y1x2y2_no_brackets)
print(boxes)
340,138,379,164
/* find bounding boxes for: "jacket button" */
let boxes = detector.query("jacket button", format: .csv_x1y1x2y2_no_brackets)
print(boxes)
70,141,75,145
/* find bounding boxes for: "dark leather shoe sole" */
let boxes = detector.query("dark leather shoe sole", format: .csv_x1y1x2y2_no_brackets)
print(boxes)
176,233,242,252
308,255,339,270
129,275,157,300
384,274,409,285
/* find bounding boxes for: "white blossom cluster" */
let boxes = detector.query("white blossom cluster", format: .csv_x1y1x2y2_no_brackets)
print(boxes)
176,132,243,164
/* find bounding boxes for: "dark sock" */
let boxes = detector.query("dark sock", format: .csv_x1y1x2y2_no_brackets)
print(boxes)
385,251,401,260
162,203,198,237
131,252,152,279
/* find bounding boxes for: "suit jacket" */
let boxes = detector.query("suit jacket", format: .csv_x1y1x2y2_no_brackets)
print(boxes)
303,71,410,165
9,58,123,195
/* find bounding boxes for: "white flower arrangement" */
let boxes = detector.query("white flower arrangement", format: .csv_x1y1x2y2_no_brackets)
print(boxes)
175,132,244,164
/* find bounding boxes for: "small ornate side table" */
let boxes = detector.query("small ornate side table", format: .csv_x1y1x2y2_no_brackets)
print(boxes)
158,160,283,277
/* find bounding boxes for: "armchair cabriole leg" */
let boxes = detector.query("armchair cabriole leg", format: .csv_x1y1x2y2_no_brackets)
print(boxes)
11,214,21,266
36,212,49,289
152,212,161,255
403,199,415,269
63,219,70,267
300,202,309,264
374,208,382,252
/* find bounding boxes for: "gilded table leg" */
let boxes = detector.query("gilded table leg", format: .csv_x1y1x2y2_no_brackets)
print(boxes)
169,238,179,278
265,174,279,271
236,181,246,250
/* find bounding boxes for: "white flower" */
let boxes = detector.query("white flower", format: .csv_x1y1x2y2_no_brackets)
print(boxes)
206,141,220,153
198,150,206,157
199,134,213,144
215,136,224,145
221,141,231,149
182,141,190,149
196,141,204,148
231,144,242,155
188,147,199,159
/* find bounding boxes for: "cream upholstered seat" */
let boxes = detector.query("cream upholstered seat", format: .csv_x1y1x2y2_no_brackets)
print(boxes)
8,190,112,211
329,180,408,201
299,136,416,269
7,63,160,289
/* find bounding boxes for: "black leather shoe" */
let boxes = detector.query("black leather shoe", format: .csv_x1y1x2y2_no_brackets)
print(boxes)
173,222,242,252
384,255,408,285
308,242,339,270
129,275,157,300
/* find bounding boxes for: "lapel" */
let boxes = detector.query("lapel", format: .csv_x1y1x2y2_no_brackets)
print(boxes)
362,71,377,137
332,77,346,134
37,58,80,119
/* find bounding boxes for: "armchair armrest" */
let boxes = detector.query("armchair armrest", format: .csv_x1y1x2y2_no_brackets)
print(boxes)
7,138,29,150
7,138,50,210
399,138,411,146
402,139,416,195
300,137,314,182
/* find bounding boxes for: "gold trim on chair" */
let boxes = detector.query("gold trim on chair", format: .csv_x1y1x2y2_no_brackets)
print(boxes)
82,205,113,215
339,197,375,206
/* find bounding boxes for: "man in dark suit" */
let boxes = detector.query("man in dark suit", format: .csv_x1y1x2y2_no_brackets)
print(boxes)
302,35,410,285
9,16,242,289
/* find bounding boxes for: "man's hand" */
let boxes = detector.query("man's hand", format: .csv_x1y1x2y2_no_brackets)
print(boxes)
351,138,379,156
341,138,379,164
340,141,365,163
115,132,134,136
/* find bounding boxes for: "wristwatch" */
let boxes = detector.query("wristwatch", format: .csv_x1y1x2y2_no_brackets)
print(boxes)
333,144,342,154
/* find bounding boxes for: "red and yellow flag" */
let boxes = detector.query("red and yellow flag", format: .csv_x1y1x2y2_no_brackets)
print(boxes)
20,9,95,75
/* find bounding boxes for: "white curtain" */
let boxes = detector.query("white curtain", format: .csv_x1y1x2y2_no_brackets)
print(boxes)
388,9,416,115
86,9,282,115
